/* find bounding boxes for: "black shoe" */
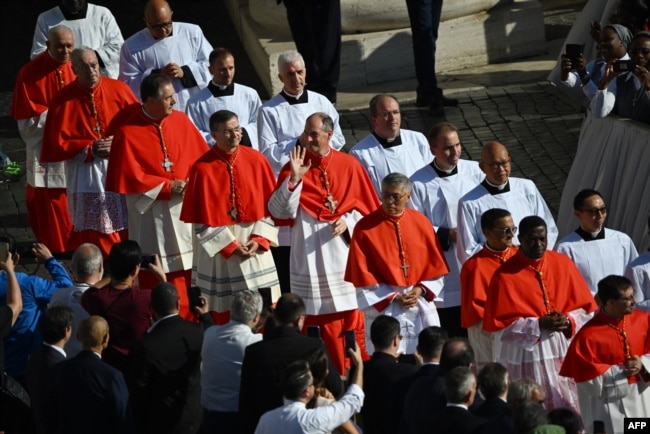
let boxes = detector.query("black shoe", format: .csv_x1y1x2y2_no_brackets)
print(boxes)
415,97,430,108
428,102,446,117
441,96,459,107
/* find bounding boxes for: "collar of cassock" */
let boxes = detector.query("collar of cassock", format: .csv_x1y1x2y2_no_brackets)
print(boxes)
481,179,510,195
431,160,458,178
575,226,605,241
372,131,402,149
60,3,88,20
208,82,235,97
280,90,308,105
213,145,238,162
305,148,333,167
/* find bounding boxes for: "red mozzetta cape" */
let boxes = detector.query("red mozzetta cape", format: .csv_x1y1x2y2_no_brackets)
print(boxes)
560,309,650,383
41,78,138,162
180,146,276,226
460,245,517,328
11,51,75,120
105,106,208,200
275,149,380,224
483,250,597,332
345,208,449,288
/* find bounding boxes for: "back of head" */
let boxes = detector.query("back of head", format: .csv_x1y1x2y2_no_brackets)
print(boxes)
71,243,103,279
150,282,179,316
547,408,580,434
507,377,542,408
77,315,109,350
230,290,263,324
514,402,548,434
439,337,475,372
40,305,74,344
282,359,312,401
597,274,632,305
273,293,306,326
304,347,328,387
480,208,512,231
444,366,476,404
416,326,448,361
370,315,400,350
108,240,142,281
477,362,509,399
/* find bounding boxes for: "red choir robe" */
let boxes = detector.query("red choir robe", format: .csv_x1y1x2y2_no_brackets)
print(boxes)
106,106,208,320
460,245,517,329
41,77,137,254
11,51,75,252
180,145,279,323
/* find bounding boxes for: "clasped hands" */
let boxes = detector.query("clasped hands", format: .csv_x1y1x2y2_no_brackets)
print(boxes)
395,286,423,309
538,311,570,331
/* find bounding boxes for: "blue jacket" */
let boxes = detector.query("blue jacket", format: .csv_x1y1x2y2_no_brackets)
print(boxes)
1,257,72,377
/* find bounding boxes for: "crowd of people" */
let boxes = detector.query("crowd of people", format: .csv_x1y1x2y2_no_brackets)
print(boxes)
2,0,650,433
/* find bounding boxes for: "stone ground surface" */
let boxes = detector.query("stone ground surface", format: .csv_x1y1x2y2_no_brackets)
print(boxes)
0,0,587,273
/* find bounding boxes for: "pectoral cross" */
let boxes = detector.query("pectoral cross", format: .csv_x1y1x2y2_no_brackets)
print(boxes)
325,194,338,213
229,206,238,221
161,157,174,172
94,123,102,136
399,261,410,277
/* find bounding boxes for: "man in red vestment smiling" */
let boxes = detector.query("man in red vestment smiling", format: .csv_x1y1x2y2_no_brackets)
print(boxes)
41,46,136,255
345,172,449,355
11,25,76,253
105,73,208,320
180,110,280,324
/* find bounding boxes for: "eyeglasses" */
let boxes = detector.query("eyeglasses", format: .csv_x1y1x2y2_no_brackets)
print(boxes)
381,192,408,202
376,110,401,119
149,21,173,30
217,127,243,137
491,226,517,235
485,159,511,170
617,295,635,303
579,206,607,216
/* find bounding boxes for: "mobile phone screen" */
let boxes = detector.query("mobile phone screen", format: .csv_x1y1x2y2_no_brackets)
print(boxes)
344,330,356,356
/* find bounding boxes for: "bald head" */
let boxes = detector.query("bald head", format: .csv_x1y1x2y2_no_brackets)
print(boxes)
479,141,511,185
77,316,109,352
46,25,74,64
145,0,172,18
145,0,174,37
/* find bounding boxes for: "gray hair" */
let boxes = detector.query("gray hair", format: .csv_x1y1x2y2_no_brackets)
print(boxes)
444,366,476,404
306,112,334,133
381,172,412,194
507,377,542,405
48,24,73,40
71,46,96,66
230,290,263,324
71,243,103,278
278,50,304,72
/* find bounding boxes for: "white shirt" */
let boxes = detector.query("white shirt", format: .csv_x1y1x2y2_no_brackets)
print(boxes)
49,282,92,357
254,384,364,434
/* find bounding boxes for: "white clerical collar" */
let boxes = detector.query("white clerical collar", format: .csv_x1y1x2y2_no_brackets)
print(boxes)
433,159,456,174
141,106,164,121
211,80,228,90
44,342,67,358
148,313,179,333
283,89,304,100
485,243,508,253
484,179,508,190
446,403,469,410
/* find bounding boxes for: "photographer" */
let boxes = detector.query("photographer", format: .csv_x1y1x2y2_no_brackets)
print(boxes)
592,31,650,124
0,235,72,381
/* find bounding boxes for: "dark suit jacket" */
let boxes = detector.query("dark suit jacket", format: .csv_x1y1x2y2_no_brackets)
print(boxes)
474,397,509,418
420,405,486,434
26,344,66,434
131,314,212,434
53,351,134,434
478,398,514,434
238,325,343,434
392,363,440,433
361,352,417,434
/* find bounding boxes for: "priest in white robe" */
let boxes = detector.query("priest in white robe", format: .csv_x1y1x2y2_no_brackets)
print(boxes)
349,94,432,197
118,0,212,111
625,214,650,312
555,189,638,295
185,48,262,149
408,122,483,337
457,141,558,264
31,1,123,78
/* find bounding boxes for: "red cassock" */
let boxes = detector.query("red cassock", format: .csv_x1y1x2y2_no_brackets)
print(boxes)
275,150,380,224
460,246,517,329
41,78,137,254
180,146,276,227
560,309,650,384
483,250,597,332
345,207,450,302
11,52,75,253
105,105,209,320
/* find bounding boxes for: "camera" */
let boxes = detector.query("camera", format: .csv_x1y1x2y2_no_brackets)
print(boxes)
613,60,636,72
